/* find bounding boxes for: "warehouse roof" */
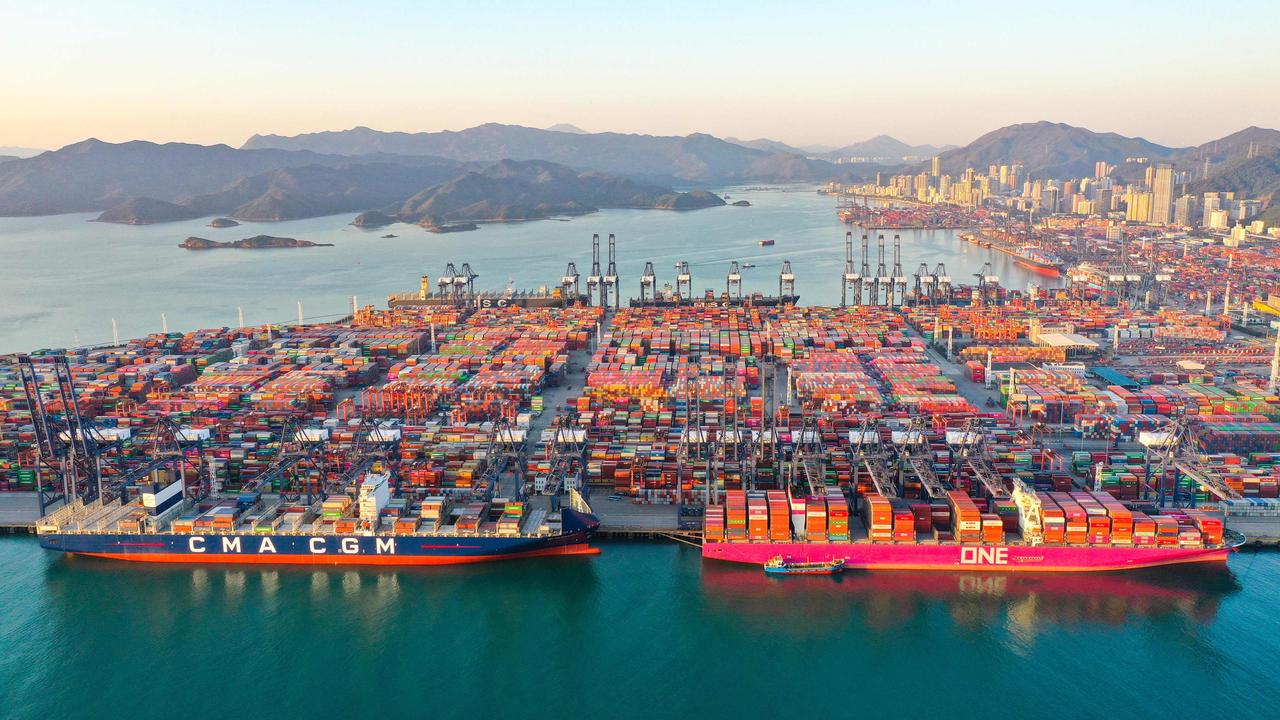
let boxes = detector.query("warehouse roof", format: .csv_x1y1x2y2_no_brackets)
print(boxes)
1035,332,1100,349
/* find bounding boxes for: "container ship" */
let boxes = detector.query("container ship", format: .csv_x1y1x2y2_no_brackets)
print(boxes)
703,488,1240,573
36,472,600,565
1011,245,1066,276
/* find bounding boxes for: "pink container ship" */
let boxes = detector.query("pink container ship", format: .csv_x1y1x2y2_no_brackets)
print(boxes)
703,488,1241,573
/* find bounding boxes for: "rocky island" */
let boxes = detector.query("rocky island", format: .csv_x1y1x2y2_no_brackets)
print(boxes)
179,234,332,250
208,217,240,228
732,200,751,207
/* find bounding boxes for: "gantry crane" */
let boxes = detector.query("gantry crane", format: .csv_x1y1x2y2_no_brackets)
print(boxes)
639,261,657,303
851,418,896,498
561,261,581,305
675,261,692,299
841,231,862,307
778,260,795,299
873,234,890,305
602,234,620,309
16,354,118,513
587,234,603,305
1136,415,1243,507
890,234,907,306
726,261,743,301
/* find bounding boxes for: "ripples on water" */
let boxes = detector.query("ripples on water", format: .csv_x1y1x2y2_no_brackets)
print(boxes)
1,539,1276,719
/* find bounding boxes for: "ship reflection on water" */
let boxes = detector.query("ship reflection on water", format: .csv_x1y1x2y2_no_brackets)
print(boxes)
699,562,1240,634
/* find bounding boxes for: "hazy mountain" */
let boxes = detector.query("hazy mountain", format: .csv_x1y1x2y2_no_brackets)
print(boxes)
1177,126,1280,168
1193,148,1280,208
178,163,467,221
724,137,809,155
930,121,1180,179
0,155,19,166
393,159,724,228
242,123,846,184
820,135,954,162
545,123,588,134
0,146,44,159
0,139,461,216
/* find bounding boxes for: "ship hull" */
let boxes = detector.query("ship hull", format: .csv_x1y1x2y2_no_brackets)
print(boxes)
704,541,1231,573
1014,257,1064,276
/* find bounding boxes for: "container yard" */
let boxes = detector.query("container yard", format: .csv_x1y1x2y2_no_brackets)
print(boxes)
4,240,1280,570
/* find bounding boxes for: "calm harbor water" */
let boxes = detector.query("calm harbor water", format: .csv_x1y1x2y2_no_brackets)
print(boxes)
0,187,1058,353
1,538,1277,719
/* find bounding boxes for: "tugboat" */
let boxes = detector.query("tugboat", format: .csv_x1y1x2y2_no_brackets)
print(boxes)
763,555,845,576
758,239,775,247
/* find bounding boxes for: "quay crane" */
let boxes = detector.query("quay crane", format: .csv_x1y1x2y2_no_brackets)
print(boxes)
1134,415,1243,507
639,261,658,303
726,261,743,301
893,417,950,499
675,261,692,299
950,418,1044,545
561,261,581,306
15,354,120,513
851,419,897,498
874,234,890,305
587,234,603,306
841,231,862,307
914,263,936,305
602,234,620,309
778,260,795,299
890,235,908,306
858,233,873,306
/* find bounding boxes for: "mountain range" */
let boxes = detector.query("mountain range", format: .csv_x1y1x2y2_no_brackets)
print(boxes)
242,123,885,185
724,135,953,162
1,120,1276,227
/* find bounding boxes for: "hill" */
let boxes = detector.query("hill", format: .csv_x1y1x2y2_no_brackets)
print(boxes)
819,135,953,162
930,121,1180,179
1192,148,1280,210
0,155,19,166
242,123,846,184
0,139,457,216
1176,126,1280,168
724,137,809,155
393,159,724,228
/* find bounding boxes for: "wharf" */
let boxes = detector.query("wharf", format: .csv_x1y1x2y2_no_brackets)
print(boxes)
0,493,42,534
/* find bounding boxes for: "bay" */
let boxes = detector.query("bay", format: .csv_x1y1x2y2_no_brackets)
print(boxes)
0,187,1058,353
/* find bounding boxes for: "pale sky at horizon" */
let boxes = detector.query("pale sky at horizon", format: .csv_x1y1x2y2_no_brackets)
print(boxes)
1,0,1277,151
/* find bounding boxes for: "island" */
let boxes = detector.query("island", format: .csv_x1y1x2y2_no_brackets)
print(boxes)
380,233,398,238
179,235,332,250
93,197,202,225
732,200,751,207
208,217,240,228
351,210,396,228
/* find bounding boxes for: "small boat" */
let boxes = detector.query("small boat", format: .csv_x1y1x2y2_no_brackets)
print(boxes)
758,239,775,247
742,262,756,269
763,556,845,576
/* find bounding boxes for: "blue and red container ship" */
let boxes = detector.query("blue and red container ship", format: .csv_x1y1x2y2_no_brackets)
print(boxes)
37,484,600,566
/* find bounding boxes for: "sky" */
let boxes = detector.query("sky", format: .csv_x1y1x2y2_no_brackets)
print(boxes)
1,0,1277,151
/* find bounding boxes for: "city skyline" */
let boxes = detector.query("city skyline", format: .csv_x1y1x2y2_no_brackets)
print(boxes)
1,0,1277,150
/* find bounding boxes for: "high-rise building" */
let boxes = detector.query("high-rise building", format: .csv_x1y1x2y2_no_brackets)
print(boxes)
1207,209,1231,230
998,165,1009,190
1095,160,1111,179
1203,193,1222,226
1126,190,1153,223
1144,165,1155,187
1174,194,1200,227
1040,185,1060,213
1151,163,1174,225
1238,199,1262,220
931,155,941,177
